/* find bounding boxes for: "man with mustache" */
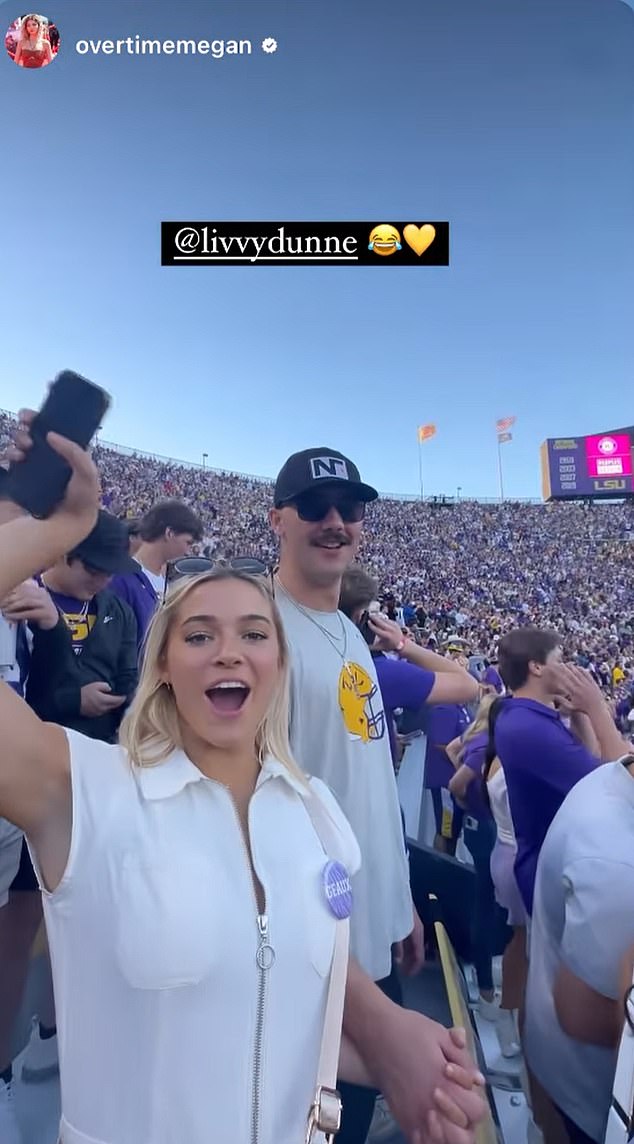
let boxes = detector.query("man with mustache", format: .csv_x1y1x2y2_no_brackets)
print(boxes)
270,448,475,1144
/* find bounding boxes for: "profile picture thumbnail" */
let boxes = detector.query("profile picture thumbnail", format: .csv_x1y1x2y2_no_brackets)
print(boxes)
5,12,60,68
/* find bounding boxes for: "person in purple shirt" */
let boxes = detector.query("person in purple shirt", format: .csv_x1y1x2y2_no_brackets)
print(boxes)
423,703,473,854
482,662,504,694
615,688,634,734
494,627,628,915
447,702,493,823
110,500,203,652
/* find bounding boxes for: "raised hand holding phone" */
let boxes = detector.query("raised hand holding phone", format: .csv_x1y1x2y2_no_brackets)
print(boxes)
3,370,110,519
7,410,101,523
0,411,102,601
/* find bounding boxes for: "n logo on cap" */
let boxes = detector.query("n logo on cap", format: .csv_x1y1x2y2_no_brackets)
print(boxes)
310,456,349,481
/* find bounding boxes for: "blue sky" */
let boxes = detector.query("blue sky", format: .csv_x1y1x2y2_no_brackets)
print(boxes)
1,0,633,499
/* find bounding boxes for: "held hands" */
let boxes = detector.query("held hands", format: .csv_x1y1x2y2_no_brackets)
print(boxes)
0,579,59,630
373,1010,486,1144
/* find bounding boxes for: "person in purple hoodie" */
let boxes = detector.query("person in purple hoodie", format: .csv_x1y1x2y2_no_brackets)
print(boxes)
110,500,203,652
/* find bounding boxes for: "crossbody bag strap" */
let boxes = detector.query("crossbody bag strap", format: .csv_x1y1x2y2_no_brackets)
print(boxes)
305,916,349,1142
302,787,352,1142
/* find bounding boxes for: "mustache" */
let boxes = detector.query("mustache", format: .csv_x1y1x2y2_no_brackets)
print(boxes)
311,533,350,546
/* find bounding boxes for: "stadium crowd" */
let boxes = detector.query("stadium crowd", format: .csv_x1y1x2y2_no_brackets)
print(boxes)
2,410,631,707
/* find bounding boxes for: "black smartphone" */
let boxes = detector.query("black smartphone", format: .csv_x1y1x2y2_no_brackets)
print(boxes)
358,610,376,648
4,370,110,519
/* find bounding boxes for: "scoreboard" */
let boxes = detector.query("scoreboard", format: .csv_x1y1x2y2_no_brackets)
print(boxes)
541,428,634,501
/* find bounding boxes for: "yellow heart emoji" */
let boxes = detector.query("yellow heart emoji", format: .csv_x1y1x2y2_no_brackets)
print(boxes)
403,223,436,256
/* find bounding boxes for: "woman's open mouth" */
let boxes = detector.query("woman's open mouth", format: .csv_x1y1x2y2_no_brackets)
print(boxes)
205,681,251,716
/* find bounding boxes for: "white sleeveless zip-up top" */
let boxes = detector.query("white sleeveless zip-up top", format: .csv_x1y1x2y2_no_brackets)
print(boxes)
33,730,360,1144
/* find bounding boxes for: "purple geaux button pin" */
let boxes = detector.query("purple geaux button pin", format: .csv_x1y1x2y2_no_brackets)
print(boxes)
322,860,353,920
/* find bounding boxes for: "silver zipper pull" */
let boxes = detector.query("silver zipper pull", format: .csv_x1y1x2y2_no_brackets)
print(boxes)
256,914,275,970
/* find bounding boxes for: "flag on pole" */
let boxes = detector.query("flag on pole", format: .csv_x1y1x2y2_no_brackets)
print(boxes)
497,431,512,444
495,416,516,433
418,424,437,442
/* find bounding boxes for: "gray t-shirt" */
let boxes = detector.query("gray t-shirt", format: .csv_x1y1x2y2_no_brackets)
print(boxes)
276,592,413,981
525,761,634,1142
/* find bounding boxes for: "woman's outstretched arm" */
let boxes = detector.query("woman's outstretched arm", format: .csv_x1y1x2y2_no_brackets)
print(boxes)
0,420,100,848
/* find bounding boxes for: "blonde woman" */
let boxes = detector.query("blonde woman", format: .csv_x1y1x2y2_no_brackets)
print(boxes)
14,14,53,68
0,420,486,1144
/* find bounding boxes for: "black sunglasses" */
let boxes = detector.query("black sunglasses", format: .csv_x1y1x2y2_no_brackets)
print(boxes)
284,490,366,524
163,556,269,601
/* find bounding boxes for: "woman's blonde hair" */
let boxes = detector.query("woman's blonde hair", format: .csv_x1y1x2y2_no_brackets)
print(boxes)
119,568,307,785
20,13,45,46
458,691,497,762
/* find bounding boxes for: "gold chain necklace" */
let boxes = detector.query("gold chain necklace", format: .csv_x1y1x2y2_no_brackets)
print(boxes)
41,578,89,630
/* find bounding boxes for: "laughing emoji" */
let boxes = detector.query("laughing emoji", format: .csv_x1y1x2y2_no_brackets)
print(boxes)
368,224,402,257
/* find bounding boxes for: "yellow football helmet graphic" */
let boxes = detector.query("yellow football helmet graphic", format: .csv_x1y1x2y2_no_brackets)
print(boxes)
338,662,386,744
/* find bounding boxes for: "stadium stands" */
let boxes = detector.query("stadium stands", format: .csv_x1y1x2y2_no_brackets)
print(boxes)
3,409,631,699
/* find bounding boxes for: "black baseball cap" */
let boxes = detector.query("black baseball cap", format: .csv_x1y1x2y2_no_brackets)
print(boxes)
274,448,378,508
70,510,138,574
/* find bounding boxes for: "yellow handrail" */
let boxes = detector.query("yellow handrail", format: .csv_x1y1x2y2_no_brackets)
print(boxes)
434,919,500,1144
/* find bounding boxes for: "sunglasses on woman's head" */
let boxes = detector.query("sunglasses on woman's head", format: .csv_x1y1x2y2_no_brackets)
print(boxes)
284,491,366,524
163,556,269,601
